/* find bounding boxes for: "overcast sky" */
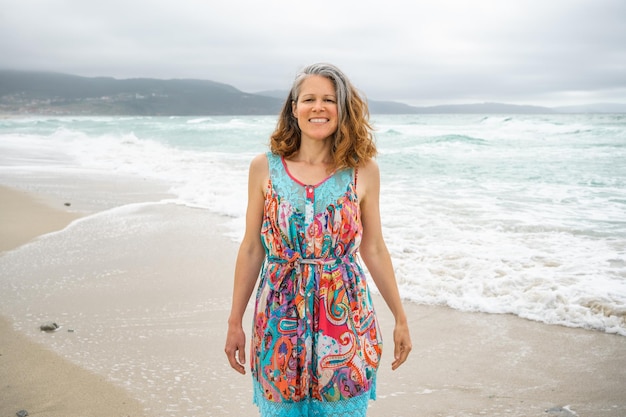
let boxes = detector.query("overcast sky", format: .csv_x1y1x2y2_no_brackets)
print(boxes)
2,0,625,106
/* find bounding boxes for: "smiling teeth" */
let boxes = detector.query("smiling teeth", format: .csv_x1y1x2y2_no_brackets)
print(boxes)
310,118,328,123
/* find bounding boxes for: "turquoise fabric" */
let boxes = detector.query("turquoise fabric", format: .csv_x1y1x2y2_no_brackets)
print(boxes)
254,379,375,417
267,152,354,216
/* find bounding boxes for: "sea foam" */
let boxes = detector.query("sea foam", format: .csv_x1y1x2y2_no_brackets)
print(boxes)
1,114,625,335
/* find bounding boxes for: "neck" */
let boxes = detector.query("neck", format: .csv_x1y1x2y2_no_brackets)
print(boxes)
293,138,333,165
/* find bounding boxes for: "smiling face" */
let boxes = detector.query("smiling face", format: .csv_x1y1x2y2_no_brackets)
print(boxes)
292,75,339,143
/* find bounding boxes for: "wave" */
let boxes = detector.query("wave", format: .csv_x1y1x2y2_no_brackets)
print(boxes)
2,114,625,336
426,134,488,145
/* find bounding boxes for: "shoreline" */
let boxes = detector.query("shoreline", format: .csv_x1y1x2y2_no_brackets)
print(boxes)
0,185,147,417
0,185,83,252
1,183,625,416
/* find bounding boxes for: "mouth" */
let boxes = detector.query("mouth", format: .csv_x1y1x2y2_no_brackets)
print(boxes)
309,118,329,123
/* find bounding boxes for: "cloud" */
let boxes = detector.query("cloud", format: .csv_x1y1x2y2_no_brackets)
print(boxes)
1,0,625,106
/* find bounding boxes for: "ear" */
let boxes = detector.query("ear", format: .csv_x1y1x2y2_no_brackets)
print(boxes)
291,100,297,117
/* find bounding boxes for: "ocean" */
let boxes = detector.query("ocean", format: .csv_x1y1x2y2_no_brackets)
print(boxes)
1,113,625,336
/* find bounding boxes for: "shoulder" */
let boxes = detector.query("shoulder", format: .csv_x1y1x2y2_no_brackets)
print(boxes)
358,158,380,187
358,158,380,177
356,158,380,202
248,153,270,190
250,152,269,171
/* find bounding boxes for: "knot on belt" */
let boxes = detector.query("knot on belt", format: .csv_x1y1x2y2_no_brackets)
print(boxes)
264,250,354,292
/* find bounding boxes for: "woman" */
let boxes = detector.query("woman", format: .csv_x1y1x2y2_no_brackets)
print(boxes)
225,63,411,416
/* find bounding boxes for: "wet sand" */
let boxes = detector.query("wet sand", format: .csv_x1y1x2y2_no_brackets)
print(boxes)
1,183,625,417
0,185,146,417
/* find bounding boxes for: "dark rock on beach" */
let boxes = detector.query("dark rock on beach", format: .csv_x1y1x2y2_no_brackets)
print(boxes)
545,406,577,417
39,322,59,332
16,410,29,417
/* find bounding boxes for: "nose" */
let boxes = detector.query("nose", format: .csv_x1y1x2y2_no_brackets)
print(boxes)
313,99,324,111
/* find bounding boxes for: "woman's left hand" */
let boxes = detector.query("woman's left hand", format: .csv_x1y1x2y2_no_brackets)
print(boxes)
391,320,412,370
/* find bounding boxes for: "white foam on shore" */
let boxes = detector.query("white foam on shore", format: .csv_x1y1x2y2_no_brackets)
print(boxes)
0,201,252,417
1,114,625,336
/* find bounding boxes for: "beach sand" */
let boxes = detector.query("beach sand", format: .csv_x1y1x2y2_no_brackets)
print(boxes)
0,186,146,417
0,186,82,252
1,182,625,417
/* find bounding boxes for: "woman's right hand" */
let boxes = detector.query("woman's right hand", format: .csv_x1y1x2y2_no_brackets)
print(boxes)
225,323,247,375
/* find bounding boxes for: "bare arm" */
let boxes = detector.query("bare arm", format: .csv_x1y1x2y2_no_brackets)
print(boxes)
357,159,412,370
224,154,267,375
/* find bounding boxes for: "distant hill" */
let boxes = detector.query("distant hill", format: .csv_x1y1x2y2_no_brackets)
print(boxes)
1,70,624,115
255,90,289,100
0,70,283,116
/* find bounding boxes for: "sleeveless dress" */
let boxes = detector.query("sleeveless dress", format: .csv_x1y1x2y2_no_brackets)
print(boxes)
251,152,382,417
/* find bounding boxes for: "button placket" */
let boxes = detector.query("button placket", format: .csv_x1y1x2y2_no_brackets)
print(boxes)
305,185,315,252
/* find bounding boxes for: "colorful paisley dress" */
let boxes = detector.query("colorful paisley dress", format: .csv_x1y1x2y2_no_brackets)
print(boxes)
252,152,382,417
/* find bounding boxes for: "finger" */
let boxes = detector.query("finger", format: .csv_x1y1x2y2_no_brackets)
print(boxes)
391,352,406,370
238,347,246,370
391,352,407,370
391,344,411,370
393,341,405,361
231,352,246,374
225,345,246,375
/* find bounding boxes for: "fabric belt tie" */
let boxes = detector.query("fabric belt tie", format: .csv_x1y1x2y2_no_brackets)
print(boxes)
267,253,353,266
265,251,354,292
264,251,356,330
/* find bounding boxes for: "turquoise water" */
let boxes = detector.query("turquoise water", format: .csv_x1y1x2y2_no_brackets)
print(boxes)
1,113,625,335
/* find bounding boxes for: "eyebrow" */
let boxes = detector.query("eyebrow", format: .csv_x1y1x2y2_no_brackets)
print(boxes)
300,93,337,99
